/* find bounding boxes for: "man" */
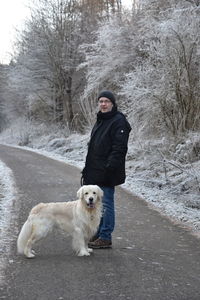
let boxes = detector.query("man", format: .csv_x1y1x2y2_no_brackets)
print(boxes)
81,90,131,248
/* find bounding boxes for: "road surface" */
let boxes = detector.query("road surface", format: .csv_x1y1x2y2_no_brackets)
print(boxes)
0,144,200,300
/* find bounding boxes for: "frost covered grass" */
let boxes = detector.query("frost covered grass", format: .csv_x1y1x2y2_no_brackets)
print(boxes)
0,121,200,238
0,161,17,285
124,137,200,233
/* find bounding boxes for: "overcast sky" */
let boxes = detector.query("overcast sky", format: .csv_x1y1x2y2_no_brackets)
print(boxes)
0,0,132,64
0,0,30,63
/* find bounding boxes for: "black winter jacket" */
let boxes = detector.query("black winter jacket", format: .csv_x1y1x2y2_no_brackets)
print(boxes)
82,107,131,187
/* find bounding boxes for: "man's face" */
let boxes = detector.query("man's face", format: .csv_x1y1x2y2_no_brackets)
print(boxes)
98,97,113,113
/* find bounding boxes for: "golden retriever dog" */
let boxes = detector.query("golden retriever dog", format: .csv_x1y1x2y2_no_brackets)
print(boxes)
17,185,103,258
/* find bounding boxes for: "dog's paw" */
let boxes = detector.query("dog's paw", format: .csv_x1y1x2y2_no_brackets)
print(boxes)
24,250,36,258
26,253,35,258
87,248,93,253
77,249,90,256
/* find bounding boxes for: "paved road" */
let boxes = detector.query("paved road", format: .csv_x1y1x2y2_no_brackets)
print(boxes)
0,144,200,300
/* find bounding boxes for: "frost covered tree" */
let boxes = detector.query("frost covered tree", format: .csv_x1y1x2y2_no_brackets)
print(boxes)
0,64,8,130
80,0,122,15
10,0,84,127
120,0,200,137
5,0,122,130
78,14,135,125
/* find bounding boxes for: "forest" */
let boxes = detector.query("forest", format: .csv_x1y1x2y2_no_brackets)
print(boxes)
0,0,200,224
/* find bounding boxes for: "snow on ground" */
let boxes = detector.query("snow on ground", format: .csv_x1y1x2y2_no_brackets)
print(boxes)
1,129,199,238
0,128,200,283
0,160,17,285
0,127,200,276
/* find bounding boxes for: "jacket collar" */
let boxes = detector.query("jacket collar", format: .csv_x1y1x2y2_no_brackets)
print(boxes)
97,106,118,121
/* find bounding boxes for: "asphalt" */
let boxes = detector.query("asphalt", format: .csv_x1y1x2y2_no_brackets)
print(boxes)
0,144,200,300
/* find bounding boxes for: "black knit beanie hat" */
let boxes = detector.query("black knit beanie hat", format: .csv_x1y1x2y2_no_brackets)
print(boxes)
98,90,116,106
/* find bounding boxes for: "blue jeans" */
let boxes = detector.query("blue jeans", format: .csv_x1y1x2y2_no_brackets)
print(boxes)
97,186,115,241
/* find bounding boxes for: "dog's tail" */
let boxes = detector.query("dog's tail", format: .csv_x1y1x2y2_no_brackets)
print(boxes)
17,218,33,255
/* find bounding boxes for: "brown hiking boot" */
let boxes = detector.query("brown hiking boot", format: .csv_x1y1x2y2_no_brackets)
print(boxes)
88,238,112,249
89,235,99,242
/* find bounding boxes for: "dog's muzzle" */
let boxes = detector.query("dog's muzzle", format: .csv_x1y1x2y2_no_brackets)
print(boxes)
87,197,95,208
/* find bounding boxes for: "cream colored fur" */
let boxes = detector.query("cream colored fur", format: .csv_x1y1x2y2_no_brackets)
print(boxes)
17,185,103,258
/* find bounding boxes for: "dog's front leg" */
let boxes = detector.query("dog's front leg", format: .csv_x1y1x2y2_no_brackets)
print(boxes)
85,237,93,253
72,228,90,256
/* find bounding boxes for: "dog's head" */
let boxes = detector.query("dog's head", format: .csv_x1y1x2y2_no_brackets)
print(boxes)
77,185,103,209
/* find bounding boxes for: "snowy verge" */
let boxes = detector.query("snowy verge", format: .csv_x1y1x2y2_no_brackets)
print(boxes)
0,160,17,286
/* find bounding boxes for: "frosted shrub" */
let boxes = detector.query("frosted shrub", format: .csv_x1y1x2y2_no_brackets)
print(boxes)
175,139,200,163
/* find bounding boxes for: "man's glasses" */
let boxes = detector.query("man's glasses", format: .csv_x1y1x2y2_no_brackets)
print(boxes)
98,99,111,104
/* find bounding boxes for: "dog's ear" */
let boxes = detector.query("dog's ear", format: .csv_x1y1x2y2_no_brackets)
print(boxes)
96,186,103,199
77,186,84,199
